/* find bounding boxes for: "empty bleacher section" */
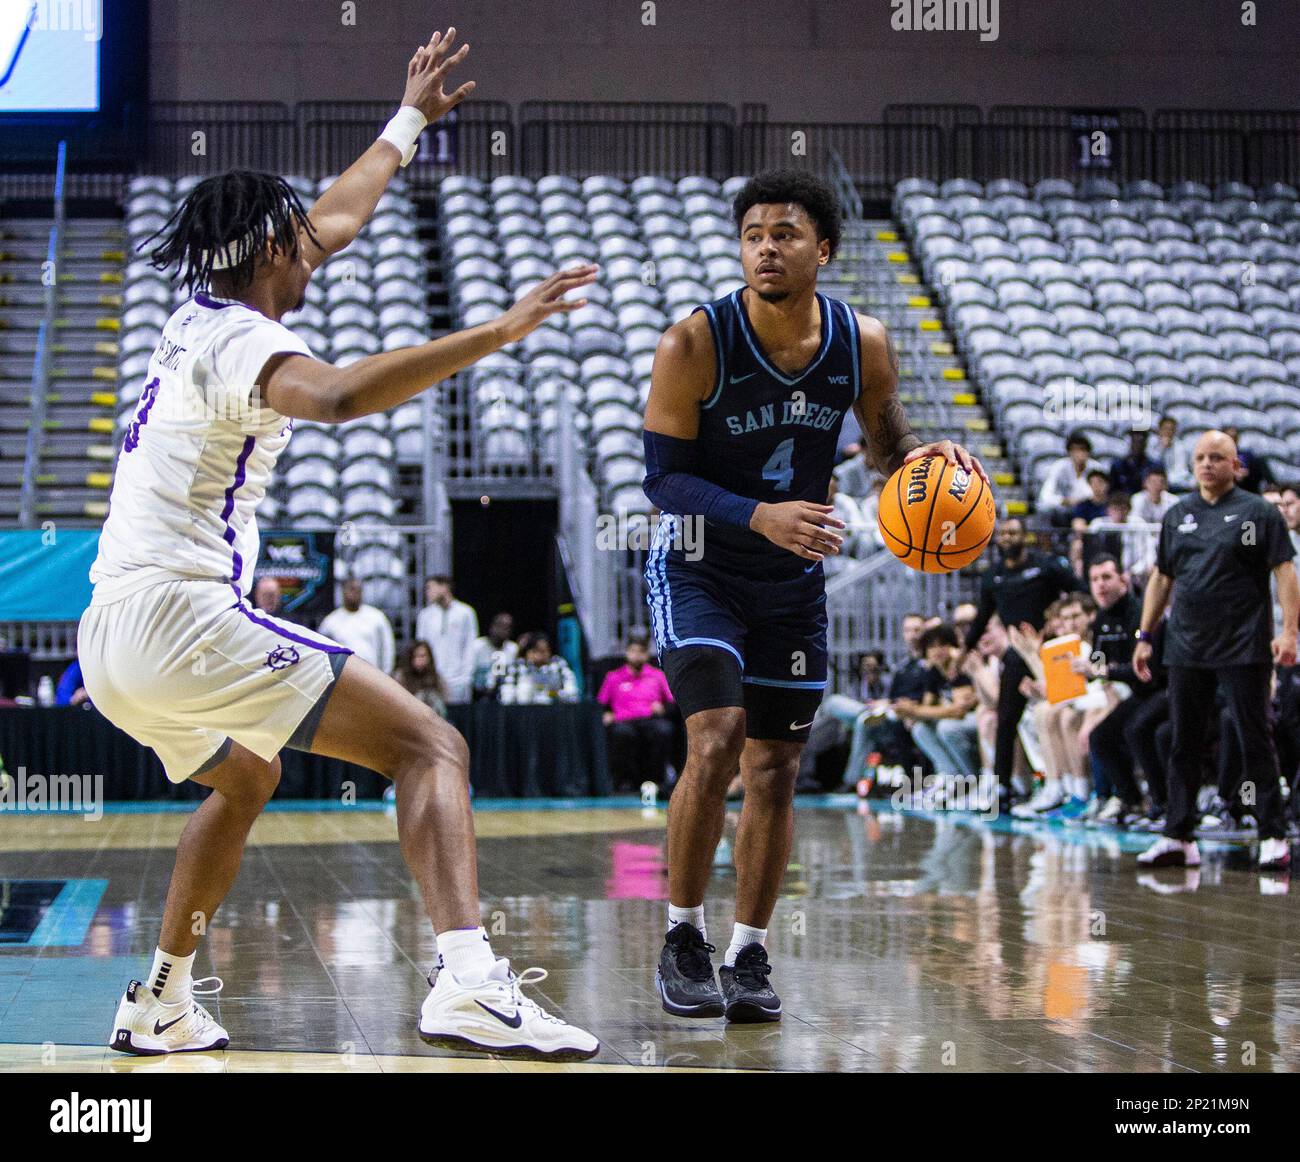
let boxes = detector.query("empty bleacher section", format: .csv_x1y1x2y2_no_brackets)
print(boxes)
0,179,124,524
900,176,1300,499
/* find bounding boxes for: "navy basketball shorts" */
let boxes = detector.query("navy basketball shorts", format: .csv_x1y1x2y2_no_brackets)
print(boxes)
644,552,827,743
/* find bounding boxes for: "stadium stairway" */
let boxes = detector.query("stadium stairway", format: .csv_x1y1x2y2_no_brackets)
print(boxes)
828,216,1026,514
0,216,123,523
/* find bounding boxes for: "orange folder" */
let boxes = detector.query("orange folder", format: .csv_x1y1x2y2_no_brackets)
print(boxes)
1041,634,1088,704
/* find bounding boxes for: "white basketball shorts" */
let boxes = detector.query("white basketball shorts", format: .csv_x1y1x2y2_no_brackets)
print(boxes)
78,578,352,782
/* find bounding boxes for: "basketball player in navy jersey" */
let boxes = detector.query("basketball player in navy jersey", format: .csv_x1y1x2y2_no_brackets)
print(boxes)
642,170,987,1020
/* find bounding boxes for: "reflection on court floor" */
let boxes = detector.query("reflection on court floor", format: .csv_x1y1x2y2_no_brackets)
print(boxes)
1,798,1298,1073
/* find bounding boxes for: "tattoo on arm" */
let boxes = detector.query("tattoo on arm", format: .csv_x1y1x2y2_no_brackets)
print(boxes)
885,328,900,380
873,395,922,475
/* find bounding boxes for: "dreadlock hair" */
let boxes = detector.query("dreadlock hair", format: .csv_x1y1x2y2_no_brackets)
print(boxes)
145,171,320,294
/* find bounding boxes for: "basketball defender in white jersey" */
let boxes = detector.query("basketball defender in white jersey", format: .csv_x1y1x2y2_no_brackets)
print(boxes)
81,28,600,1060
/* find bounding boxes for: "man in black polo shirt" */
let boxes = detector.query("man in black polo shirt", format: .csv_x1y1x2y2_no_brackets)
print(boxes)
1133,431,1298,871
962,516,1083,813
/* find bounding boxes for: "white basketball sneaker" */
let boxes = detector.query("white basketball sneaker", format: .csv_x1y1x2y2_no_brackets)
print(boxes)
419,958,599,1061
1137,836,1201,868
109,978,229,1055
1258,837,1292,871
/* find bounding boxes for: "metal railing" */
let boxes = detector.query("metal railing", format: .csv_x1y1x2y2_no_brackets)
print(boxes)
825,550,977,694
18,140,67,529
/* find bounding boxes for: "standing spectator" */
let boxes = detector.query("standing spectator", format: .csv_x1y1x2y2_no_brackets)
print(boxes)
470,612,518,697
1110,428,1164,500
1278,482,1300,559
598,634,676,790
416,576,479,704
962,517,1084,812
252,575,283,617
1133,430,1297,871
318,579,395,674
1037,431,1105,526
492,632,578,704
394,640,449,716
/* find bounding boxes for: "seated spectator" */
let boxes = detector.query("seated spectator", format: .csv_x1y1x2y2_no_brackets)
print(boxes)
1279,482,1300,558
55,659,90,707
832,446,874,499
854,475,886,553
960,617,1006,786
1224,425,1272,494
252,575,284,617
318,579,395,674
1070,469,1110,527
470,612,518,697
1110,427,1163,499
892,625,980,780
597,633,676,791
826,475,872,564
1038,431,1105,526
1083,490,1137,575
491,632,578,704
1130,466,1175,525
1145,414,1176,467
394,640,449,716
838,613,932,787
858,651,888,700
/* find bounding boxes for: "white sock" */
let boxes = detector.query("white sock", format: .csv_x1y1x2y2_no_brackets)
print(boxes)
667,903,706,941
437,927,496,984
724,923,767,968
148,947,195,1005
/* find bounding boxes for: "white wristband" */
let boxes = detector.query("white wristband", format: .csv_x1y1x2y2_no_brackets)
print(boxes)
379,106,428,168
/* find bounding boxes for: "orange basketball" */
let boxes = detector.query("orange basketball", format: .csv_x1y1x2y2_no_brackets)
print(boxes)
877,455,996,573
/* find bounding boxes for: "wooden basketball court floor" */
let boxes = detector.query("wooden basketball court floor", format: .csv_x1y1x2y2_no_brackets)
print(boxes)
1,797,1298,1073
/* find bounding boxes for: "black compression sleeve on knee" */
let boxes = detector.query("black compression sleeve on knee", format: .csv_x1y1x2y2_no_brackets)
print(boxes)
662,645,745,719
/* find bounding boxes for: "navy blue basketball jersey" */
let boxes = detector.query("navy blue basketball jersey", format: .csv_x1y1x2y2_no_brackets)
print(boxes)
683,288,861,568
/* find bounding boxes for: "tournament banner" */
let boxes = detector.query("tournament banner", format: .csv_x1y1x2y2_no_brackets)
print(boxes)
253,530,336,620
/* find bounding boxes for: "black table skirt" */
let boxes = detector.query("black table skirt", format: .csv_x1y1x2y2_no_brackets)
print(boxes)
0,703,611,801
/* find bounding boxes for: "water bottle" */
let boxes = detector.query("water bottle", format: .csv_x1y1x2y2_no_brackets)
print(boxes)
37,676,55,707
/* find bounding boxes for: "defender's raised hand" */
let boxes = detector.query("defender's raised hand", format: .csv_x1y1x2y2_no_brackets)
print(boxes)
402,27,475,122
495,265,599,345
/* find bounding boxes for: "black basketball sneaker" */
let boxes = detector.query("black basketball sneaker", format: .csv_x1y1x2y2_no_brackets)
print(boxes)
718,943,782,1022
656,923,724,1017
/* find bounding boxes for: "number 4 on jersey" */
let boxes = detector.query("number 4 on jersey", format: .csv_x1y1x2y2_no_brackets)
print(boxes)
762,437,795,492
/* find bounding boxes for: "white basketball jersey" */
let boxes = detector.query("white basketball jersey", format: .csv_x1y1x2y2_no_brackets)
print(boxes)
90,292,313,602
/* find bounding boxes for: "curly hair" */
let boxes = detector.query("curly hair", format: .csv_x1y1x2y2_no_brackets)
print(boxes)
732,169,842,260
